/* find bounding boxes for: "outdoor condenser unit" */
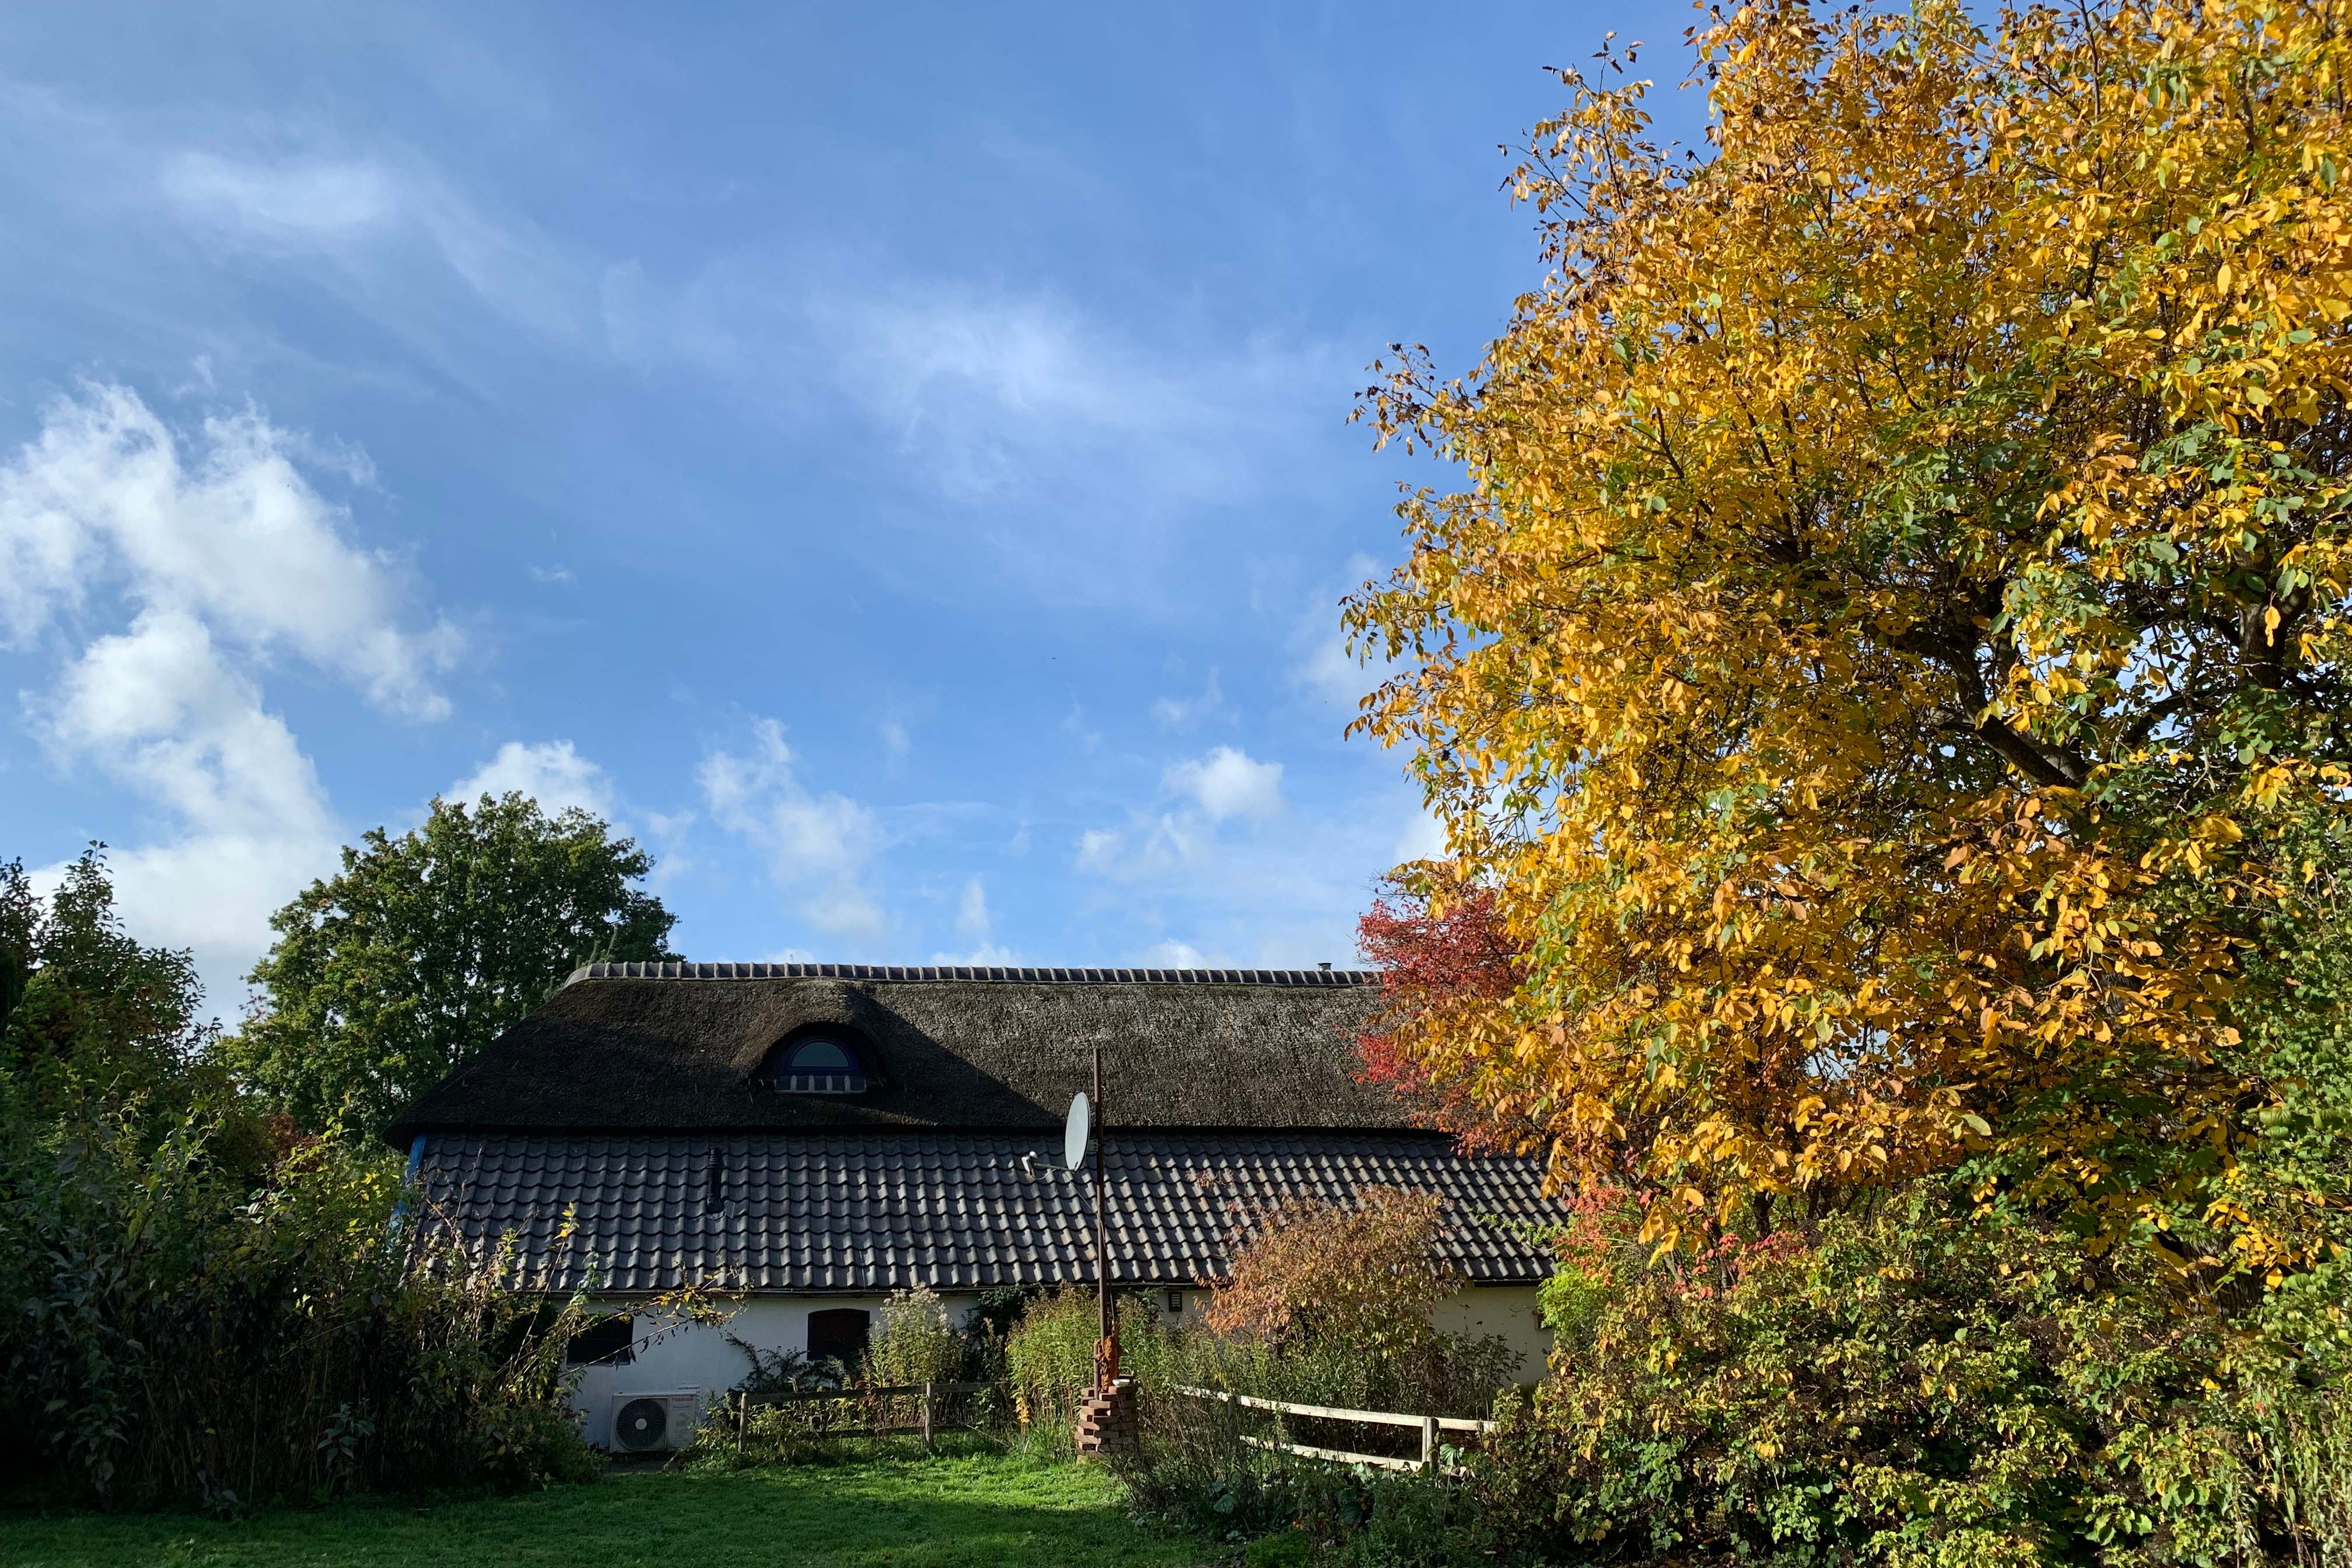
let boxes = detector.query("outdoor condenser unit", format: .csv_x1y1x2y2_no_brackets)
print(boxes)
609,1391,702,1453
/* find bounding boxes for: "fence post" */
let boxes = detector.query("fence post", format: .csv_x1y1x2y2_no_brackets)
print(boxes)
921,1381,935,1453
736,1391,747,1452
1420,1415,1439,1471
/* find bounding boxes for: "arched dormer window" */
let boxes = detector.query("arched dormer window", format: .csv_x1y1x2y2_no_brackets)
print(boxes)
765,1035,868,1094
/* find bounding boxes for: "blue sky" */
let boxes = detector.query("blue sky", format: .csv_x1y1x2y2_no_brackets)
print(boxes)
0,1,1702,1012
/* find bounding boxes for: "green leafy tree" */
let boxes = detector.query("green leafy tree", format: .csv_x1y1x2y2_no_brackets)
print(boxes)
232,793,676,1138
0,848,214,1103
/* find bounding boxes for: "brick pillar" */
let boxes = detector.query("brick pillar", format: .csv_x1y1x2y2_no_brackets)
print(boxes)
1074,1380,1139,1461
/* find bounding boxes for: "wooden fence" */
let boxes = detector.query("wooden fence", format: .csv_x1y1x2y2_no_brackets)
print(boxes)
731,1380,1000,1452
1167,1385,1495,1472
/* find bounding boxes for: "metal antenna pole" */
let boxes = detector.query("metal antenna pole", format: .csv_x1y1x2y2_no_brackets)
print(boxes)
1093,1040,1118,1390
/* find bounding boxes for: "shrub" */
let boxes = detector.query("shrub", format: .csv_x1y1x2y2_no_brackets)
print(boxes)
0,1098,598,1510
1107,1191,1522,1548
1458,1184,2352,1567
863,1285,965,1388
1007,1287,1182,1440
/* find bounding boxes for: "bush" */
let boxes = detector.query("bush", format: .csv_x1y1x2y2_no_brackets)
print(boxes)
0,1099,599,1510
1070,1191,1522,1550
1448,1183,2352,1567
1007,1287,1177,1446
864,1285,966,1387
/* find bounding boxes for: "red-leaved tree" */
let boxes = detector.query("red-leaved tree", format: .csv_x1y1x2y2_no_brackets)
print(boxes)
1354,873,1525,1154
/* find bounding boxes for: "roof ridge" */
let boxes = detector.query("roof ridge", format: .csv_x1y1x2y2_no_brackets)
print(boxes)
564,960,1379,988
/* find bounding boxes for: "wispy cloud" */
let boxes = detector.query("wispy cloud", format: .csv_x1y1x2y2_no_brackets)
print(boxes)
1290,554,1394,710
156,145,593,342
698,718,887,943
604,251,1355,601
1073,743,1419,970
929,873,1018,965
1151,670,1223,730
160,152,407,243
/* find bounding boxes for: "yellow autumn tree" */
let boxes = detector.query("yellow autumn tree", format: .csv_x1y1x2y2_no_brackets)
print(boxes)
1349,0,2352,1271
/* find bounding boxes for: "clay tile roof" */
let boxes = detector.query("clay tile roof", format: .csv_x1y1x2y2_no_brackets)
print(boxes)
414,1128,1559,1293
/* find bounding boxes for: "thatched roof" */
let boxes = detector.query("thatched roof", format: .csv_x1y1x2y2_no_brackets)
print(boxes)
389,964,1402,1143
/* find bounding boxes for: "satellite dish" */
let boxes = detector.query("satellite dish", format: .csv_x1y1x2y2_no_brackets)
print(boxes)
1064,1091,1091,1170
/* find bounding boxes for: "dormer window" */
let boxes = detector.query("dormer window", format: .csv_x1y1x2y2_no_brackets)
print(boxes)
768,1036,867,1094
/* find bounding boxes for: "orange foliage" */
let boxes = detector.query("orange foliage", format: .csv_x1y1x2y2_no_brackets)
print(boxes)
1346,0,2352,1266
1205,1188,1452,1345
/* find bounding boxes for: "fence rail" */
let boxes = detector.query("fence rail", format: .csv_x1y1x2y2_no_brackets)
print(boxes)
1166,1385,1494,1471
733,1380,1000,1452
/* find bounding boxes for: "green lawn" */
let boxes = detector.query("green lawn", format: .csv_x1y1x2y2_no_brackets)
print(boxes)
0,1454,1212,1568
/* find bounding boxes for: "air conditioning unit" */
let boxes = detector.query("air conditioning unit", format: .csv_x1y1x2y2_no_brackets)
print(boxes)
609,1391,702,1454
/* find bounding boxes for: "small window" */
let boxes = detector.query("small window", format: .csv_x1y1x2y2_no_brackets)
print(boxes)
566,1314,635,1366
807,1307,871,1368
1164,1289,1186,1315
769,1036,867,1094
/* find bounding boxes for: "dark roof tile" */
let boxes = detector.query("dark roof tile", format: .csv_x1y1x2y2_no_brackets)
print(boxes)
415,1129,1557,1293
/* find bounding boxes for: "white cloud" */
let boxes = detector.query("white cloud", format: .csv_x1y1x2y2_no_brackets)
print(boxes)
926,874,1017,964
880,719,911,758
1076,746,1286,885
450,740,618,822
0,383,459,716
1166,746,1284,823
37,611,327,835
699,718,886,944
2,384,456,1003
528,564,575,585
1073,747,1441,973
1151,670,1222,730
27,611,340,1007
930,940,1019,967
956,874,992,940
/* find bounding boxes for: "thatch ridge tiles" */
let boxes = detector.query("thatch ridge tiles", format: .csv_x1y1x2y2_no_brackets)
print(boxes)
565,961,1376,987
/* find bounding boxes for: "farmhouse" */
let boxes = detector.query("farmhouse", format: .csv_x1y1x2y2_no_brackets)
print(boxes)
390,961,1562,1448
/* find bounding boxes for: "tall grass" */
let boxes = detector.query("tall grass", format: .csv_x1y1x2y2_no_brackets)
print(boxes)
0,1104,597,1511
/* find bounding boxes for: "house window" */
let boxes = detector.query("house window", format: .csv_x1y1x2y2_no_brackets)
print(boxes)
566,1314,635,1366
768,1037,867,1094
1164,1289,1186,1315
807,1307,871,1368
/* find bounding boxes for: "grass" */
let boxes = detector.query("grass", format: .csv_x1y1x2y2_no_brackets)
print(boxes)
0,1451,1213,1568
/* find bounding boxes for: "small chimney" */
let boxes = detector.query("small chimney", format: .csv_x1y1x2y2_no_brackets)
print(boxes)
1318,961,1332,972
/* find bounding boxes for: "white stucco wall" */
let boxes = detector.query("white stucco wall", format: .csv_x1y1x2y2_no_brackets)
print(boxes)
568,1283,1551,1447
1430,1284,1550,1382
566,1294,986,1448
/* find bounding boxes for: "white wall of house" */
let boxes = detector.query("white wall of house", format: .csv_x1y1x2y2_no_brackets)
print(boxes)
568,1283,1552,1447
1431,1284,1550,1381
566,1294,984,1448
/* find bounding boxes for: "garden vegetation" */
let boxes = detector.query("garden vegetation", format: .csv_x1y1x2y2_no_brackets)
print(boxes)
1,799,671,1511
